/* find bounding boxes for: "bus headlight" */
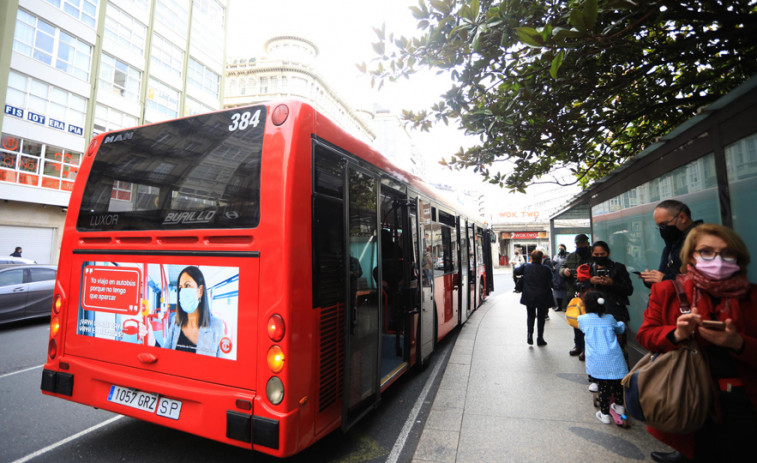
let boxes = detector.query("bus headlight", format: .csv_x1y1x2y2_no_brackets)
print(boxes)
266,376,284,405
267,345,285,373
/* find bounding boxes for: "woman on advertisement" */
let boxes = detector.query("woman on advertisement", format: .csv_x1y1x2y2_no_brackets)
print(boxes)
146,266,224,357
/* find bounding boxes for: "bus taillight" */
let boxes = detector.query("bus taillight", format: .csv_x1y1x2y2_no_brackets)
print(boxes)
267,314,285,342
53,294,62,314
267,345,285,373
51,316,61,337
266,376,284,405
48,339,58,360
272,104,289,126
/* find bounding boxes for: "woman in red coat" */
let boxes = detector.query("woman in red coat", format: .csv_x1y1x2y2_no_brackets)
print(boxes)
637,223,757,462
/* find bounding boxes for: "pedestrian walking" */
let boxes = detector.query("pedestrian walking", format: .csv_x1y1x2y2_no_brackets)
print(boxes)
10,246,22,257
511,249,525,293
578,290,628,424
514,250,553,346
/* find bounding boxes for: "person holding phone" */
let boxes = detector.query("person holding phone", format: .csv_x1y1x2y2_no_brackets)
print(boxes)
637,224,757,462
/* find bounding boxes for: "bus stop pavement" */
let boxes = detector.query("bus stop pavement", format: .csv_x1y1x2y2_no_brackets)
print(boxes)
411,269,674,462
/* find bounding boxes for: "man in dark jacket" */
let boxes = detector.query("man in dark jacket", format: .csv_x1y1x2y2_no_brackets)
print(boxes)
640,200,702,287
560,234,592,360
641,200,701,463
514,250,553,346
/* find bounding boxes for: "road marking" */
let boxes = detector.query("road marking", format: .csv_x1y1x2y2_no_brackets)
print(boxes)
0,364,43,380
385,340,451,463
11,416,123,463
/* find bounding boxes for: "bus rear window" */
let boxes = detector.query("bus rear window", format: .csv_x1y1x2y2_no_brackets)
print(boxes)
77,107,266,231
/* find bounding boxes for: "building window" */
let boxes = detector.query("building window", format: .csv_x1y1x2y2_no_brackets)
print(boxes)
150,34,184,81
184,97,214,117
187,58,220,101
98,54,142,102
190,0,224,68
103,3,146,56
13,10,92,81
145,78,179,122
93,104,139,135
45,0,99,28
260,77,269,94
5,71,87,133
0,134,82,191
154,0,189,41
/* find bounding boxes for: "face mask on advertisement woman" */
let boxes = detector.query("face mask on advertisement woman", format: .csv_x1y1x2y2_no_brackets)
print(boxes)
696,256,740,280
179,287,200,313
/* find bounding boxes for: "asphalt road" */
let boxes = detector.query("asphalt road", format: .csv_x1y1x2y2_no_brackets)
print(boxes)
1,274,507,463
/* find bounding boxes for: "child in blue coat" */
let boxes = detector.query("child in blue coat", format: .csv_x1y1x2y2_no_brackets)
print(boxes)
578,289,629,424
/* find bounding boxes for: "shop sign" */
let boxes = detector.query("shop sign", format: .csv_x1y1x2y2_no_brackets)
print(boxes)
27,111,46,125
511,232,546,239
5,104,83,136
5,104,24,118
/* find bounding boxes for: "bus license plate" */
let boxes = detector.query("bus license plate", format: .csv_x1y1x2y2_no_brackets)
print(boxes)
108,385,182,420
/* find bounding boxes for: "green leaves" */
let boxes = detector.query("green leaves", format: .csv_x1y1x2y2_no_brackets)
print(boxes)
515,27,545,47
550,50,565,79
364,0,757,190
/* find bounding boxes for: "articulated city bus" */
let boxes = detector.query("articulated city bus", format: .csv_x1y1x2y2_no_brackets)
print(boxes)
41,101,494,457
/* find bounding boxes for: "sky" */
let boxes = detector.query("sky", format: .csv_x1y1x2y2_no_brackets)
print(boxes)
226,0,579,218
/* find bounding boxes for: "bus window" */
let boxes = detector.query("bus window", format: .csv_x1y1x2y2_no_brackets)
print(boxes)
76,107,266,231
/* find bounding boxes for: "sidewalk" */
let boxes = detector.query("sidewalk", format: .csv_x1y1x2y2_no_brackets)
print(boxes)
411,268,673,462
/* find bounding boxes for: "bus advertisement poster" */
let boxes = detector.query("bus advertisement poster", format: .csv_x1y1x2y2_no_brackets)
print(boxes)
77,262,239,360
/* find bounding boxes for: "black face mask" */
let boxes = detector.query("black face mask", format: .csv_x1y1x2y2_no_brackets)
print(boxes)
576,246,590,256
659,224,684,244
558,249,566,256
593,256,610,266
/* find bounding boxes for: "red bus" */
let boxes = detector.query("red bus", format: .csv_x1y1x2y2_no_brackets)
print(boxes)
40,101,494,457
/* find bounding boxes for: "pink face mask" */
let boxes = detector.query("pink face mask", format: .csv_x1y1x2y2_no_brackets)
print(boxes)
695,256,740,280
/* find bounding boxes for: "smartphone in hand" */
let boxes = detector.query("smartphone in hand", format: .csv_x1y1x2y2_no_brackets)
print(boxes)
702,320,726,331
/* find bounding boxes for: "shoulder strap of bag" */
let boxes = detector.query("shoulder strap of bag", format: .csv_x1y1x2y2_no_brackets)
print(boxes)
671,279,691,314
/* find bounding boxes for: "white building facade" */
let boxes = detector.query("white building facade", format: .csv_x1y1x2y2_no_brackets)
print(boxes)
0,0,228,264
224,35,375,144
223,35,430,180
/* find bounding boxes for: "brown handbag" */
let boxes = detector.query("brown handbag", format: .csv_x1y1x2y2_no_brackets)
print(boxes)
622,280,713,433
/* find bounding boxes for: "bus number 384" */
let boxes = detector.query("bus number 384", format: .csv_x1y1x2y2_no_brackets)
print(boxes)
228,110,260,131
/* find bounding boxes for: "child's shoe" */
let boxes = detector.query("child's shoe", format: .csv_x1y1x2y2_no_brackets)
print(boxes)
588,382,598,392
596,411,611,424
611,403,625,415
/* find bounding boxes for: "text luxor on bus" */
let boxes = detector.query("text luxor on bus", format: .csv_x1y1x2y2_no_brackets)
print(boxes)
41,101,494,457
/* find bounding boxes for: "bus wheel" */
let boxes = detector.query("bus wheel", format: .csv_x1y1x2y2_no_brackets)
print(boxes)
479,280,486,305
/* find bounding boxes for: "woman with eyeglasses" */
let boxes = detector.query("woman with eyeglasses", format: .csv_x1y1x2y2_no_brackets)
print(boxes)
637,223,757,461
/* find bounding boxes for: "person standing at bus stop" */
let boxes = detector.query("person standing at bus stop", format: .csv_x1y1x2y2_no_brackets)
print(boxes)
640,200,702,287
561,234,592,360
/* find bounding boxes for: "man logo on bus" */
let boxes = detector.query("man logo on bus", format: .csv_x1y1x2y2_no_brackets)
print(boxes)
220,337,233,354
103,132,134,144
